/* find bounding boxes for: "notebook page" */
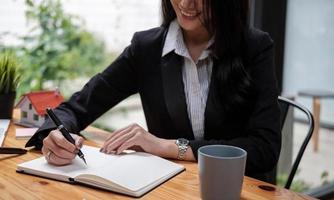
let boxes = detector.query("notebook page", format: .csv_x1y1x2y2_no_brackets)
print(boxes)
93,152,184,192
0,120,10,146
17,145,121,178
18,145,184,194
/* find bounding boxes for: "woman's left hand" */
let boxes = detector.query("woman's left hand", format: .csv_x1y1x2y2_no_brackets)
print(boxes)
100,123,176,158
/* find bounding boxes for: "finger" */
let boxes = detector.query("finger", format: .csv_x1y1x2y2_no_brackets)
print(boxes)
102,125,134,150
42,142,71,165
42,136,54,157
105,130,136,154
71,134,84,149
50,130,77,153
48,152,73,166
42,138,53,164
116,136,138,154
102,125,134,149
42,145,54,164
41,144,49,156
104,125,129,142
128,145,144,152
44,138,76,160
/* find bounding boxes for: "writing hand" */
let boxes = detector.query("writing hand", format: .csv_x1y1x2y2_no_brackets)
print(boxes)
42,130,84,165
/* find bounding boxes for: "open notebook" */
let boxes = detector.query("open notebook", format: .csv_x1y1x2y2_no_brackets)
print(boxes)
0,120,10,146
17,145,185,197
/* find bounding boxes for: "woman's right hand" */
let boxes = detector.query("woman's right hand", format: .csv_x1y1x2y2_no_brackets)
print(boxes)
42,130,84,166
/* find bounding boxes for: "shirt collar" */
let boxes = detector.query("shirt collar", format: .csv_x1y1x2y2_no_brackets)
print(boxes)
162,20,180,57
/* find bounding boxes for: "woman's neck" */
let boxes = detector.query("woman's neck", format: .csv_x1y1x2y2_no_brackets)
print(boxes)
182,28,211,62
183,28,210,46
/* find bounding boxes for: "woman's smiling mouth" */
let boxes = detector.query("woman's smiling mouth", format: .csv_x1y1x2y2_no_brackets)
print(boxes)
178,4,200,18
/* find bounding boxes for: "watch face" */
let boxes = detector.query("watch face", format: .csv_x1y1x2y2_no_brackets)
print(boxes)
177,138,189,146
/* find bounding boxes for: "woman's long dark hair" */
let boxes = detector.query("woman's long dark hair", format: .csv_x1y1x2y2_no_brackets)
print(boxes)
162,0,252,113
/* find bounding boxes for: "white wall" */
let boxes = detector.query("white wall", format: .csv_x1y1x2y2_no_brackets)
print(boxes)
283,0,334,124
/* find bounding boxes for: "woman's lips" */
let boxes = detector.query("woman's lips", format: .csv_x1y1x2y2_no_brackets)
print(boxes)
180,10,200,20
180,10,198,17
178,4,200,19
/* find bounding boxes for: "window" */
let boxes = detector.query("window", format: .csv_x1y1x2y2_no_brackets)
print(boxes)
33,114,39,121
283,0,334,124
22,111,27,118
29,103,32,110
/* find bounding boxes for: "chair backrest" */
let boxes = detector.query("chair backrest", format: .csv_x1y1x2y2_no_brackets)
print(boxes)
278,96,314,189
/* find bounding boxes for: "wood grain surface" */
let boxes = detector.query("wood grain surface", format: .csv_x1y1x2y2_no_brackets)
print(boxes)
0,115,316,200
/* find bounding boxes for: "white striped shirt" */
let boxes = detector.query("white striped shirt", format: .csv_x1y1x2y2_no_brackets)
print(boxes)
162,20,213,140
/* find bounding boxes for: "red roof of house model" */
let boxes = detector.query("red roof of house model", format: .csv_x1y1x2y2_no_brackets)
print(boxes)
16,90,64,116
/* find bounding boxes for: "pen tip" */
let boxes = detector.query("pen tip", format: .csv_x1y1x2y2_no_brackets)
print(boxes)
83,157,87,165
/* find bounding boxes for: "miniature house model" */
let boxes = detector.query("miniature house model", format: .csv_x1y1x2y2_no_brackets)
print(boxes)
16,90,64,127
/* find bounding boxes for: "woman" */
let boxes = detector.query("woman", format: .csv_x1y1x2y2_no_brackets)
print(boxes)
26,0,281,181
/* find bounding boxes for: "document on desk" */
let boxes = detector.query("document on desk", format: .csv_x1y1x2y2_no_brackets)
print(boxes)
0,120,10,146
15,128,38,140
17,145,185,197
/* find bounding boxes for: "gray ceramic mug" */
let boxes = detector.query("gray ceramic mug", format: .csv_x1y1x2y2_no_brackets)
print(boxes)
198,145,247,200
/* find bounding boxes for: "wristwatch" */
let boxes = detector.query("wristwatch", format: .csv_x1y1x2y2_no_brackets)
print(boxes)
175,138,189,160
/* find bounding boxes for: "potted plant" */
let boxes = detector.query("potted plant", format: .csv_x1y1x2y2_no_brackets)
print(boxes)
0,52,21,119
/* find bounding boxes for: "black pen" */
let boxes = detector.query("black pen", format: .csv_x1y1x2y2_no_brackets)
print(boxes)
0,147,27,154
46,108,87,165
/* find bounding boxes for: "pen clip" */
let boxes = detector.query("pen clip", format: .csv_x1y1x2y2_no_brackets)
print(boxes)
57,125,64,130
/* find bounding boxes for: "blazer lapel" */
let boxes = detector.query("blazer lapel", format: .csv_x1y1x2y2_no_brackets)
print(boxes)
204,61,226,138
160,52,194,139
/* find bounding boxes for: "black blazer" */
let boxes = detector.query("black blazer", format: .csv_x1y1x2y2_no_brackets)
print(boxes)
26,25,281,181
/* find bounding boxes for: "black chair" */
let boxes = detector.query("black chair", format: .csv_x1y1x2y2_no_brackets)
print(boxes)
278,96,314,189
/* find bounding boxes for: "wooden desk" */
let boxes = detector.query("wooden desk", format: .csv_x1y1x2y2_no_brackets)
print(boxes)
1,122,315,200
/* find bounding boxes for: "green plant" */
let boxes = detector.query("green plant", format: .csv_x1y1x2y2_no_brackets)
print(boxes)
0,0,111,98
320,171,330,186
277,170,312,193
0,52,21,94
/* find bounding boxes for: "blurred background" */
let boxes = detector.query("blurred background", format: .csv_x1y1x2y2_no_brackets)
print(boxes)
1,0,333,198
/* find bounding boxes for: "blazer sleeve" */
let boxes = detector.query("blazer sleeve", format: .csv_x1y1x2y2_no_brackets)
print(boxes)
188,33,281,174
25,34,140,150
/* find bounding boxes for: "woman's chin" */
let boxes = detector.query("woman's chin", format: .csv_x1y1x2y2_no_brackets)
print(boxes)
177,17,201,32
